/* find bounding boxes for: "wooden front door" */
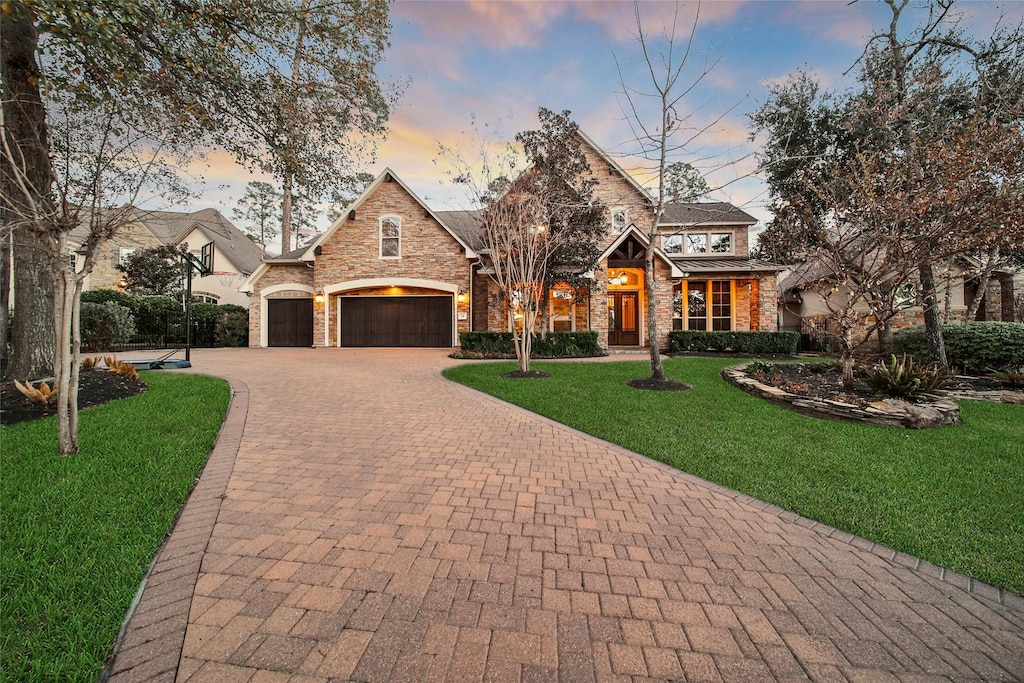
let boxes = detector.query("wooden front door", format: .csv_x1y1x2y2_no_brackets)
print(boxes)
607,292,640,346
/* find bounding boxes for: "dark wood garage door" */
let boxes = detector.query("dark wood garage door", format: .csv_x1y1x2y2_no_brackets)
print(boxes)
340,296,452,347
267,298,313,347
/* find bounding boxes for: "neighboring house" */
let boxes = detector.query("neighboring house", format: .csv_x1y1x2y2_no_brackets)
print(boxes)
778,259,1022,350
73,207,263,307
242,132,782,348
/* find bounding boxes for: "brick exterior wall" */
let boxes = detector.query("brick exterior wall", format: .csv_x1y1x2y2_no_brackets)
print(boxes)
312,178,472,347
247,264,314,347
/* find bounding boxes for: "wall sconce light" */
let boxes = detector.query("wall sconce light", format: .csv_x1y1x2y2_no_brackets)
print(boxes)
456,291,467,304
314,291,325,304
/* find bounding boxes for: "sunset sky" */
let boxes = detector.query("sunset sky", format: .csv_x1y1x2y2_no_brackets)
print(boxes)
178,0,1021,248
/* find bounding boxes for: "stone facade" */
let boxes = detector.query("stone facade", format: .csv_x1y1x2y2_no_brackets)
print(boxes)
248,264,313,348
245,136,782,348
83,223,163,291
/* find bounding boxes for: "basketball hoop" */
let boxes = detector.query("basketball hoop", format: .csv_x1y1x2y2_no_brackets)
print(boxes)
214,271,237,287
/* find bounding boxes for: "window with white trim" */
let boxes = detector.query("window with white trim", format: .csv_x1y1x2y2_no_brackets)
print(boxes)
118,247,137,265
611,208,628,233
379,216,400,258
684,231,733,255
663,234,683,254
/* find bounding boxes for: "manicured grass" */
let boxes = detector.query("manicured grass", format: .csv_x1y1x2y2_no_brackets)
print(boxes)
1,372,230,682
445,357,1024,594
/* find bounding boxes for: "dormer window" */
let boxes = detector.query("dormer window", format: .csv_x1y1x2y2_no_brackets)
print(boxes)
379,216,400,258
611,208,628,233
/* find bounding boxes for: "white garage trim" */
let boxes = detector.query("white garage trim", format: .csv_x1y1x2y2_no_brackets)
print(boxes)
323,278,459,347
259,283,314,347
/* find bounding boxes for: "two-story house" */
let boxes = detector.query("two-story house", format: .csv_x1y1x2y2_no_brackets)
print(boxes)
242,133,782,349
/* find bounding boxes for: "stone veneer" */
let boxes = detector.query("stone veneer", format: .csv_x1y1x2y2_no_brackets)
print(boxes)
311,177,472,347
248,264,313,347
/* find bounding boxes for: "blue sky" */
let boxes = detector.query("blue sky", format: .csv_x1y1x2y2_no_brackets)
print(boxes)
186,0,1021,241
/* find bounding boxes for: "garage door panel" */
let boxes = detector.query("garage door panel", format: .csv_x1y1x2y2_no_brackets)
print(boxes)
267,299,313,347
340,296,452,347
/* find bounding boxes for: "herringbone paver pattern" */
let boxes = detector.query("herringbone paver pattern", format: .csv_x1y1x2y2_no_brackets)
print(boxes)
107,348,1024,682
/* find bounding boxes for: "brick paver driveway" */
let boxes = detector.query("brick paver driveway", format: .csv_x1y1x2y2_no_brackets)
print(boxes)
107,348,1023,682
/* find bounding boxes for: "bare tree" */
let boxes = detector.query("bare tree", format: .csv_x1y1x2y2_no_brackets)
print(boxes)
615,0,740,383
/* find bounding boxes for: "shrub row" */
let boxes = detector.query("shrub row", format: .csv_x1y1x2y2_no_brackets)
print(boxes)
458,331,604,358
889,322,1024,373
79,289,248,350
668,330,799,355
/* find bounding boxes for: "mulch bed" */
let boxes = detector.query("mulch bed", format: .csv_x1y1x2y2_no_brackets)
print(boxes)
627,377,692,391
1,370,147,426
751,362,1004,406
501,370,552,379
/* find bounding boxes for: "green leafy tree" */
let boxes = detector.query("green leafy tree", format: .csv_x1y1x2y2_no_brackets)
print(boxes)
1,0,396,453
116,245,185,296
233,181,281,254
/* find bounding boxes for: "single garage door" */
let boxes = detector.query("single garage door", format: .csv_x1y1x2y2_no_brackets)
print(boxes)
340,296,452,347
267,298,313,347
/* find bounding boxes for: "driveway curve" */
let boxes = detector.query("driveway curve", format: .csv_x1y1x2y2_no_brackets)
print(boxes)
107,348,1023,682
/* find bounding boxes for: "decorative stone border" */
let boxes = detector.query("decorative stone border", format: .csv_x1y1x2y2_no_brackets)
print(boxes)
721,364,962,429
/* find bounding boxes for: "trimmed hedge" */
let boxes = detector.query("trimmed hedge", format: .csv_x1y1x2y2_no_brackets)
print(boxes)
889,322,1024,373
458,331,604,358
668,330,799,355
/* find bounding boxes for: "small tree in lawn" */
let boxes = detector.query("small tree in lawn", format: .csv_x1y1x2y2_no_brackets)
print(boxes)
2,86,191,454
482,169,555,374
615,0,737,386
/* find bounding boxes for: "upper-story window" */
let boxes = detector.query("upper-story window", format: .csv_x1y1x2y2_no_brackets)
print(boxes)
379,216,400,258
119,247,137,265
663,234,683,254
685,231,733,255
611,208,628,233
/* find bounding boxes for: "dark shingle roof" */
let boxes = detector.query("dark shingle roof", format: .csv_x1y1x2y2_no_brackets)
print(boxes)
661,203,757,226
435,210,485,252
71,206,264,275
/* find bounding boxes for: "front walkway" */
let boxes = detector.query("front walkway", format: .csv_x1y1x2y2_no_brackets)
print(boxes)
107,348,1023,682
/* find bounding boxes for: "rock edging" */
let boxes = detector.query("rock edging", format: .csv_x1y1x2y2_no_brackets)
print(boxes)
721,365,961,429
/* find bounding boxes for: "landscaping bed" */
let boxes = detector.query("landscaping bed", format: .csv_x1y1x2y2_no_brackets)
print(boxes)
1,369,147,426
722,361,1022,429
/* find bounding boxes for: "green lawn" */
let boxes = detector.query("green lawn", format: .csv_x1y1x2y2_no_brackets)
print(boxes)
1,372,230,682
444,357,1024,594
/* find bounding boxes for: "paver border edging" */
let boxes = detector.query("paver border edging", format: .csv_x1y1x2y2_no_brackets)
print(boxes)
440,371,1023,614
100,376,249,683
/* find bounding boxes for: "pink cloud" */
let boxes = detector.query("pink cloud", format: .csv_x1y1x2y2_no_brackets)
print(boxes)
393,0,569,50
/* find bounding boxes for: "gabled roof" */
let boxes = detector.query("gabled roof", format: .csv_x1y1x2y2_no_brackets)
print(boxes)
598,224,687,278
435,210,485,253
661,203,757,227
303,168,477,259
70,206,263,275
575,129,654,206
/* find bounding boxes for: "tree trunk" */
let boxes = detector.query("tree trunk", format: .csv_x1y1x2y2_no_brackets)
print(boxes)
537,283,550,339
964,246,999,322
645,240,664,381
918,262,948,372
2,5,56,380
841,328,855,389
0,228,10,370
281,173,294,254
